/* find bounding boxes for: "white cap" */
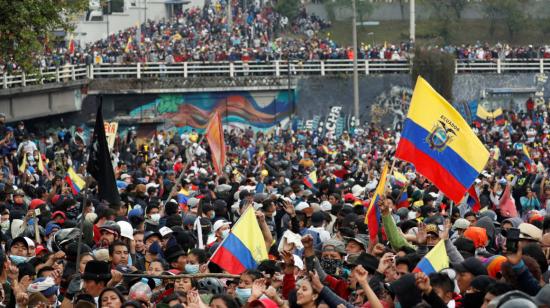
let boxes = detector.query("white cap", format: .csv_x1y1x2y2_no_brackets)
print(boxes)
320,201,332,211
117,221,134,240
351,185,365,197
295,202,310,212
121,174,131,180
159,226,174,238
24,237,35,248
145,183,160,190
213,220,231,233
428,192,439,198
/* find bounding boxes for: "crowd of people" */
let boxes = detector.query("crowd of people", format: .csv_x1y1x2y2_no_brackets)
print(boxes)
0,96,546,308
6,0,550,75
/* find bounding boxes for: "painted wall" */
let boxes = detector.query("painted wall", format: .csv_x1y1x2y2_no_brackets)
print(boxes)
25,72,549,139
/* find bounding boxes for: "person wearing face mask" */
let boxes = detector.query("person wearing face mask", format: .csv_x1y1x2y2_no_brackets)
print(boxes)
144,205,161,232
235,269,263,304
208,220,231,252
8,236,29,264
185,248,208,274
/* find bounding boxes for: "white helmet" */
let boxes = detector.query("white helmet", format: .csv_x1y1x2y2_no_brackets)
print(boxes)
117,221,134,240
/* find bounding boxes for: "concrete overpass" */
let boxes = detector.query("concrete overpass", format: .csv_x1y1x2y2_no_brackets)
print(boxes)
1,59,548,124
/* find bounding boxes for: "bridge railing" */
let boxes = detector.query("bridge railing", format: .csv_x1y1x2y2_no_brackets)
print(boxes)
3,59,550,89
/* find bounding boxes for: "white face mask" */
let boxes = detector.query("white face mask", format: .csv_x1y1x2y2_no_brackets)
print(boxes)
221,229,230,239
0,220,8,232
150,213,161,223
290,193,296,200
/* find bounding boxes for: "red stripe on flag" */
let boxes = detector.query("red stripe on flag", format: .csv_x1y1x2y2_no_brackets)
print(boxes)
396,138,467,202
209,245,247,274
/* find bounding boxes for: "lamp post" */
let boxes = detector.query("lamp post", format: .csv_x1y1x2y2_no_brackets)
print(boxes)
352,0,359,126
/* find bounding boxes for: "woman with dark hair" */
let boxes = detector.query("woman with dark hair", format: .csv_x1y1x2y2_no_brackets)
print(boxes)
210,294,240,308
99,287,125,308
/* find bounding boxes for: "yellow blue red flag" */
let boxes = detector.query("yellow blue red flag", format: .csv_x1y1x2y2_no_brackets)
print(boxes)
395,77,489,203
209,206,268,274
413,240,449,275
365,164,388,242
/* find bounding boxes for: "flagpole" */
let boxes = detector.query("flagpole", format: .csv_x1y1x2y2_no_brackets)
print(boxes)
162,133,206,208
75,181,89,272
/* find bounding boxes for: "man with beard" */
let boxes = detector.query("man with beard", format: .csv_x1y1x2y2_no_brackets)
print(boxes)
95,221,121,249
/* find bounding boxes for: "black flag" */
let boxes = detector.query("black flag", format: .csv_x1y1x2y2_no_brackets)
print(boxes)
87,98,121,207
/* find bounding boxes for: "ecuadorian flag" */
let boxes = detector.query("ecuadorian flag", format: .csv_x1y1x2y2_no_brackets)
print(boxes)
66,167,85,195
365,164,388,242
209,206,268,274
303,171,317,189
395,77,489,203
413,240,449,275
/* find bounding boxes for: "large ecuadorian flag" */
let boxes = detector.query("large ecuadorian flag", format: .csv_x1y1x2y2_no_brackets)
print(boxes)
395,77,489,203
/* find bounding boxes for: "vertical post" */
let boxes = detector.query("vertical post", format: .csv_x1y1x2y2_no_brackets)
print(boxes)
410,0,415,43
320,61,325,76
3,74,7,89
365,59,369,75
540,58,544,73
56,67,60,82
183,62,188,78
352,0,360,126
497,59,502,74
89,64,94,79
137,62,141,79
39,67,44,84
454,60,458,74
229,62,235,77
275,60,280,77
71,65,76,80
226,0,232,29
21,72,26,87
287,59,293,121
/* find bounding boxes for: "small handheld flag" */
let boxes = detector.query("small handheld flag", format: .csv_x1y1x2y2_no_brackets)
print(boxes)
413,240,449,275
365,164,389,242
66,167,86,195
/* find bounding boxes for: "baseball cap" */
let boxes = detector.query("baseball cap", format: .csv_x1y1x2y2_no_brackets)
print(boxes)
453,218,471,230
452,257,488,276
212,220,231,233
425,224,439,236
322,238,346,254
159,226,173,238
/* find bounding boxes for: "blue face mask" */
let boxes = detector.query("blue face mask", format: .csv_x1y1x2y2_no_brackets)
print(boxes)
153,278,162,287
185,264,200,274
235,288,252,302
9,255,28,265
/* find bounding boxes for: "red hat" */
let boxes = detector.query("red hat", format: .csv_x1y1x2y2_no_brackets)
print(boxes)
344,193,356,203
29,199,46,210
35,244,47,256
248,298,278,308
51,195,61,205
51,211,66,220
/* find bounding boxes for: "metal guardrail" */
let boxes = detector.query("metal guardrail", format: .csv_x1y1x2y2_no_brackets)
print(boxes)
3,59,550,89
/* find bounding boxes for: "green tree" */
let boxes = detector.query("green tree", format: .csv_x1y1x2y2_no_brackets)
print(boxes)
482,0,528,40
323,0,373,23
421,0,468,44
274,0,301,21
0,0,88,72
412,48,455,101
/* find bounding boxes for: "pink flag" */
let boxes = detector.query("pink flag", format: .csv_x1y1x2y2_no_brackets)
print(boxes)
499,184,518,218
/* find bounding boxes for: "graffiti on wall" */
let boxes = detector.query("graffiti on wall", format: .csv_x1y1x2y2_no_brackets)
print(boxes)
369,86,413,128
128,91,293,134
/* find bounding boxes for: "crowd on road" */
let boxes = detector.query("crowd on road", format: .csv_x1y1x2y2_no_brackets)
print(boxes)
0,95,546,307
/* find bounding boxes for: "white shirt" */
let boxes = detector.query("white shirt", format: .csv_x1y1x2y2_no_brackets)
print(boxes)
309,226,331,242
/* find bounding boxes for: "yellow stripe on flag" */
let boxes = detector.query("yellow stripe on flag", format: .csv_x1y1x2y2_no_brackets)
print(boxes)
230,206,269,263
407,77,489,172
